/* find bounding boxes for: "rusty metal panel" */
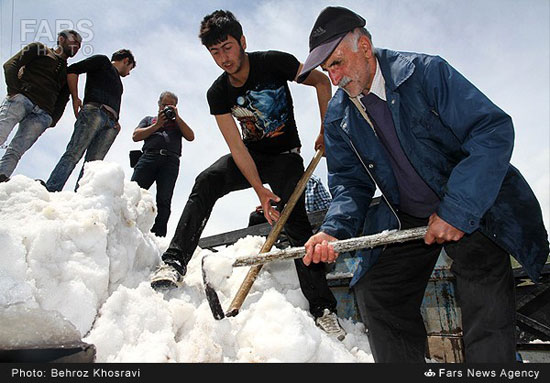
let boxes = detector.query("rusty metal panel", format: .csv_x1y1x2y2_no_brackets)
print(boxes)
421,251,464,362
330,285,362,323
427,335,464,363
421,251,463,335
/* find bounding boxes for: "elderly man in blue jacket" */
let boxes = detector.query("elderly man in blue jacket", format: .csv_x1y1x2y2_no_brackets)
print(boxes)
299,6,548,363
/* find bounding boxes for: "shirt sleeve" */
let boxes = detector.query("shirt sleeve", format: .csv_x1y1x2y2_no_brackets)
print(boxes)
136,116,154,129
67,55,110,75
262,50,301,82
422,56,515,233
3,42,44,94
207,78,231,115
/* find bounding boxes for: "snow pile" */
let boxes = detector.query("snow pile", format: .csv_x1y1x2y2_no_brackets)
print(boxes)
0,161,373,362
0,306,82,348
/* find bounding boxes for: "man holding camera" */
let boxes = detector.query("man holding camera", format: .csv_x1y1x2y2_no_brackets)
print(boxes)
46,49,136,192
131,91,194,237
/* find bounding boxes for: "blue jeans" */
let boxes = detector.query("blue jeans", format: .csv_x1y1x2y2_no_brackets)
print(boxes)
46,104,118,192
131,151,180,237
0,94,52,177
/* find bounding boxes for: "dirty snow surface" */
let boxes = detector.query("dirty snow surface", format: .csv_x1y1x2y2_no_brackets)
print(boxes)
0,161,373,363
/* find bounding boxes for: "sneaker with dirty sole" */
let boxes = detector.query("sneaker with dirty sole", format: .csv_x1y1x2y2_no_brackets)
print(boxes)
151,262,183,290
316,309,346,341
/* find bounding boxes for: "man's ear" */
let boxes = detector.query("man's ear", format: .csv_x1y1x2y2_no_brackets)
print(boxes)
359,35,373,58
240,35,247,51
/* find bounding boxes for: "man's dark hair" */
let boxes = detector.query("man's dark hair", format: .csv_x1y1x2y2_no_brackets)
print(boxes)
57,29,82,45
111,49,136,67
199,10,243,48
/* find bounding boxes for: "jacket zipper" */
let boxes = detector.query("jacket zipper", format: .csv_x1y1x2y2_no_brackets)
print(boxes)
346,96,402,230
347,138,402,231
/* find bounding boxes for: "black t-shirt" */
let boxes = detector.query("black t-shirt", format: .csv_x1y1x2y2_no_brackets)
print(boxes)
138,116,183,156
207,51,301,154
67,55,123,115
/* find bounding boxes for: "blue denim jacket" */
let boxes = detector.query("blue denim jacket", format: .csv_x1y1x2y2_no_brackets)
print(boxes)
320,48,549,286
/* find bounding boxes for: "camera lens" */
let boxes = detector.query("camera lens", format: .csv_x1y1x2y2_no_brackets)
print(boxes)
163,106,176,120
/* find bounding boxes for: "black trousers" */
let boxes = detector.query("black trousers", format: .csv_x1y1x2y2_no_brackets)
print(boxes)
353,213,517,363
131,152,180,237
164,152,337,317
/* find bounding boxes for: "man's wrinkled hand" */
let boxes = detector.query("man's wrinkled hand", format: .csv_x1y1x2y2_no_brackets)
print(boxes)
424,213,464,245
304,231,338,266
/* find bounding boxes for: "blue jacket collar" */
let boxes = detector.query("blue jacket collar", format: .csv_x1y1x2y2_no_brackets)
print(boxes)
325,48,415,124
375,48,415,91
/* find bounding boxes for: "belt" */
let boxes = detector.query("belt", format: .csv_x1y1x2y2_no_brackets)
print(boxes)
85,102,118,121
144,149,180,158
280,147,301,155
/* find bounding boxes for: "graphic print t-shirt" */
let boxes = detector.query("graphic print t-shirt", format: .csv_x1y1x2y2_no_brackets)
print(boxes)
207,51,302,154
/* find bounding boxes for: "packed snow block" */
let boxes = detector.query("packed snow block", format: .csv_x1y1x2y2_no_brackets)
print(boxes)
0,165,160,337
0,306,96,362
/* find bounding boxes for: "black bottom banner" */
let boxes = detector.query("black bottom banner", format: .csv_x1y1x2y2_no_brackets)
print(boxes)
1,363,549,383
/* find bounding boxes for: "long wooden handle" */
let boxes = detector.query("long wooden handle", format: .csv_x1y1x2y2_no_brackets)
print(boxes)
233,227,429,267
225,149,324,317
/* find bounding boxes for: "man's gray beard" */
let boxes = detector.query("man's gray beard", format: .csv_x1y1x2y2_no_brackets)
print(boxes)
338,77,352,89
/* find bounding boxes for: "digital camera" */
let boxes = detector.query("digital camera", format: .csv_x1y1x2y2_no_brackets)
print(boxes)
162,106,176,121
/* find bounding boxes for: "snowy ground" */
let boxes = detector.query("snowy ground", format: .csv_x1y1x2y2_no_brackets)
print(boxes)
0,161,373,363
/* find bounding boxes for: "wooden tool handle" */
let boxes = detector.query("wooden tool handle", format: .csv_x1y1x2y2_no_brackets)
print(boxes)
225,149,324,317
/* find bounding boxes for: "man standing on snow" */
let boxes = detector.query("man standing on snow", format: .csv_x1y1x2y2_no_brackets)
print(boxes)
46,49,136,192
0,30,81,182
131,91,195,237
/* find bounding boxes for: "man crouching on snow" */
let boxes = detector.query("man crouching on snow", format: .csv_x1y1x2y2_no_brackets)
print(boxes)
150,10,346,340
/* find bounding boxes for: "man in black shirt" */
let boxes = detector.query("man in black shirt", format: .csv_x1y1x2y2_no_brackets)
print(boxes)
46,49,136,192
131,91,195,237
151,10,345,340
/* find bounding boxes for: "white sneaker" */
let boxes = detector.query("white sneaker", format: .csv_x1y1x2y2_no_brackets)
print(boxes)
315,309,346,341
151,263,183,290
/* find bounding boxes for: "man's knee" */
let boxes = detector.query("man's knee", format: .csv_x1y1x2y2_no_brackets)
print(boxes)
193,167,225,194
61,149,84,164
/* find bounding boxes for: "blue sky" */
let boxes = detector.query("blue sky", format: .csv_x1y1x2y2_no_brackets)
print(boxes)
1,0,549,237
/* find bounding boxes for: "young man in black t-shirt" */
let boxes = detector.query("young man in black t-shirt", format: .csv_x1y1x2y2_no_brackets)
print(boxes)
46,49,136,192
131,91,195,237
151,10,345,340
